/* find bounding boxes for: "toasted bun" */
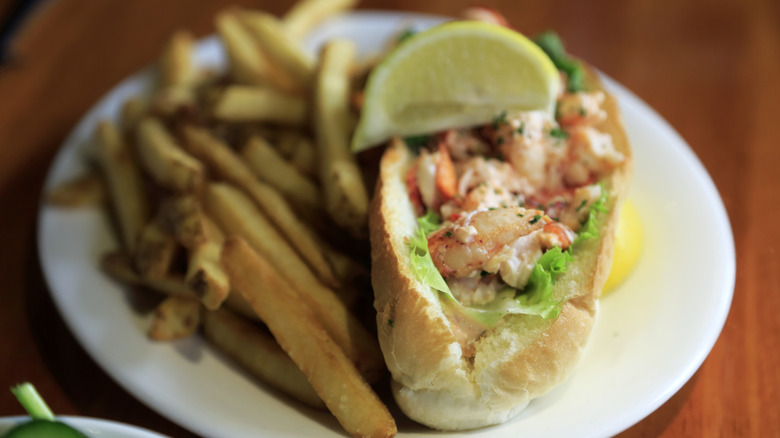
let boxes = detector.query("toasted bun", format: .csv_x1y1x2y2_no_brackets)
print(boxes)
369,67,633,430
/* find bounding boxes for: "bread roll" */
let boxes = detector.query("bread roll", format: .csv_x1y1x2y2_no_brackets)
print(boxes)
369,66,633,430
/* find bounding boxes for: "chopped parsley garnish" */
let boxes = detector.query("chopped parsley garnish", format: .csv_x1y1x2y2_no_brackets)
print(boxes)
403,135,431,152
529,214,542,224
497,136,505,145
445,230,452,237
388,319,395,327
517,213,524,217
480,270,490,277
517,122,525,135
576,199,588,212
549,127,569,139
492,110,508,129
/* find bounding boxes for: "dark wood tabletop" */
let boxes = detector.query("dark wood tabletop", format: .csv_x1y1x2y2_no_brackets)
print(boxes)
0,0,777,436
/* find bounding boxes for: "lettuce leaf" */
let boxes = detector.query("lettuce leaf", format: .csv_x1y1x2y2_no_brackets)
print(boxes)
417,209,441,235
574,186,608,246
406,213,452,296
514,246,572,318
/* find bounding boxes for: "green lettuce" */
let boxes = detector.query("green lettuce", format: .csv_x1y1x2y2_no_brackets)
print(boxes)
514,246,572,318
417,209,441,235
407,212,451,296
574,186,608,246
463,246,572,324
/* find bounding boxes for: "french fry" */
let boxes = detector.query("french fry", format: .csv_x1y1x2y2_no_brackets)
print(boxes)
120,97,148,135
203,183,383,381
102,251,252,317
148,295,201,341
134,217,179,279
136,117,205,193
210,85,307,125
223,290,257,320
152,86,197,117
45,170,106,208
95,121,150,253
222,237,396,438
242,135,321,213
289,136,318,179
273,130,302,158
158,194,207,249
314,39,369,234
215,10,267,86
156,195,230,309
186,216,230,310
237,11,315,90
101,252,199,300
159,30,197,89
216,10,301,94
182,126,337,288
203,309,325,409
321,242,367,286
154,31,202,116
282,0,359,41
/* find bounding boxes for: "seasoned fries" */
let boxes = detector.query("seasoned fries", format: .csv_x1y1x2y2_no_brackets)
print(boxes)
158,195,207,249
134,218,178,279
202,183,383,381
45,170,105,208
203,309,325,409
159,30,196,89
49,1,406,435
314,39,370,234
100,252,200,300
148,295,201,341
222,238,396,438
216,10,301,93
242,135,321,213
237,11,315,89
136,117,204,193
119,97,147,135
210,85,307,125
282,0,359,40
185,216,230,310
95,121,149,252
182,126,338,288
101,251,253,320
215,10,267,87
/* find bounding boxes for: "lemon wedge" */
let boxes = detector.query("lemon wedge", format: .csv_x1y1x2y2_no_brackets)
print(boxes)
603,200,643,295
352,21,561,152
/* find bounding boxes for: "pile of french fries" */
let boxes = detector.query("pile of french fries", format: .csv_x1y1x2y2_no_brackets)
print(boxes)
46,0,399,436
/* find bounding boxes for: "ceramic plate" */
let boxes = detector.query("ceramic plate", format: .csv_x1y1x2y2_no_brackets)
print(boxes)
38,11,735,438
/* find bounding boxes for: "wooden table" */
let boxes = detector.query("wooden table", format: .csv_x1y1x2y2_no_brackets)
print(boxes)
0,0,776,436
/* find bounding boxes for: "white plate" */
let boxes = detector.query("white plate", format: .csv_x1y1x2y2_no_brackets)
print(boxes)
0,416,167,437
37,11,735,438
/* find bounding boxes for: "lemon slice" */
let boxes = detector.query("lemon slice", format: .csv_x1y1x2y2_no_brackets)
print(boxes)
603,200,643,295
352,21,560,151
